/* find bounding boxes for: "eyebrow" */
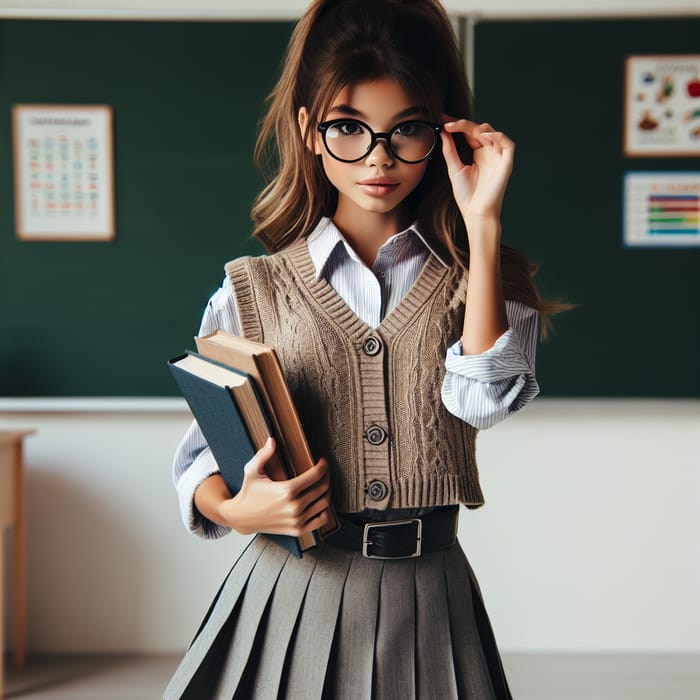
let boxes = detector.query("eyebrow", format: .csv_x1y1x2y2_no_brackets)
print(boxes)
327,104,426,121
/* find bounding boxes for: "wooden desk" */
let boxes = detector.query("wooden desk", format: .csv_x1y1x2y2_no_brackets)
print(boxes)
0,430,33,696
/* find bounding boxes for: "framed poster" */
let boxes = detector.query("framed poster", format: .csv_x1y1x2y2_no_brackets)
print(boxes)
624,55,700,157
623,172,700,247
12,104,115,241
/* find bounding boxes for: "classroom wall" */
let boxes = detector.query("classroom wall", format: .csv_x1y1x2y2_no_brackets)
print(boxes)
1,3,699,658
2,398,699,654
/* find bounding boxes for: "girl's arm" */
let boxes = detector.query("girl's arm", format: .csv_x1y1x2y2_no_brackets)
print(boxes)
441,299,539,429
174,278,331,539
440,119,514,355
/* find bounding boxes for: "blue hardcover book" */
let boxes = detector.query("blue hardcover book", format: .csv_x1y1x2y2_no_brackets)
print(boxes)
168,351,315,557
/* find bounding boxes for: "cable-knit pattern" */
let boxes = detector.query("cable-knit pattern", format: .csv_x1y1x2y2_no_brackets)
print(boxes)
226,238,484,512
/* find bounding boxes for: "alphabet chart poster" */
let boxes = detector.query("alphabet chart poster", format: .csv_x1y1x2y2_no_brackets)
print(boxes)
623,172,700,247
12,104,115,241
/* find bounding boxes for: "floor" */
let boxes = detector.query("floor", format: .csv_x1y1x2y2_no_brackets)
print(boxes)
3,653,700,699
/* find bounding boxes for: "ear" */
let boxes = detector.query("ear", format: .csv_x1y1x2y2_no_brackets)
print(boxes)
298,106,322,155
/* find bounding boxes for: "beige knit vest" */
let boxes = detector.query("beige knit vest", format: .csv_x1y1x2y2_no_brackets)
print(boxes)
226,238,484,513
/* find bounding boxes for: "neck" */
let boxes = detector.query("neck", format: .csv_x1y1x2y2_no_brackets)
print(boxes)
332,205,412,268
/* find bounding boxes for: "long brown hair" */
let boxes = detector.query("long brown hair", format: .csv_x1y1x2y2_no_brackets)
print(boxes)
252,0,564,331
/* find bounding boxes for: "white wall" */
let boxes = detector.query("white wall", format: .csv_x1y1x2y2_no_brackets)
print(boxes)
2,398,699,654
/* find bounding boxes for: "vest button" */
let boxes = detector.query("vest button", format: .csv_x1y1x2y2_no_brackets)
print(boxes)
367,479,389,501
365,424,387,445
362,335,382,356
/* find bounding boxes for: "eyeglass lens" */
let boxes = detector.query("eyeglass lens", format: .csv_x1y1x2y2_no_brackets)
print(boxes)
323,121,437,163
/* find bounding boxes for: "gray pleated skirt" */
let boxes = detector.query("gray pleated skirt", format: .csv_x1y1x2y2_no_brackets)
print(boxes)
164,534,512,700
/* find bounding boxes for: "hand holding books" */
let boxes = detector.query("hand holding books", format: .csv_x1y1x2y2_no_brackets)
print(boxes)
217,437,332,537
169,329,339,556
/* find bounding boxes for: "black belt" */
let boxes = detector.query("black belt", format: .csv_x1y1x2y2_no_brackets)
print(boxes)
326,507,458,559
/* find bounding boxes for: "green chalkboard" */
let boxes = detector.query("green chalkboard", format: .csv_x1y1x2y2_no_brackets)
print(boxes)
474,17,700,397
0,20,293,396
0,17,698,397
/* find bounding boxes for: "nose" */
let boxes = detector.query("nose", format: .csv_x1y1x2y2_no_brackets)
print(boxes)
365,137,394,167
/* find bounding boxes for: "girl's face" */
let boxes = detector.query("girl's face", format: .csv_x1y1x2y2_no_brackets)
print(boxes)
302,78,432,232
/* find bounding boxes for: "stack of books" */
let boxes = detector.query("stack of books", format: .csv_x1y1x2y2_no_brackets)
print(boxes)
168,330,338,556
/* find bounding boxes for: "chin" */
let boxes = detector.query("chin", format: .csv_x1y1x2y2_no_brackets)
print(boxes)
358,196,405,215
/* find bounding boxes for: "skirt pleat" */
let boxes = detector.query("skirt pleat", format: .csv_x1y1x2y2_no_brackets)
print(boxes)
415,550,460,699
444,545,499,699
280,543,353,699
374,558,416,699
213,540,290,698
243,548,319,698
457,552,514,700
164,534,513,700
164,536,270,700
327,554,385,699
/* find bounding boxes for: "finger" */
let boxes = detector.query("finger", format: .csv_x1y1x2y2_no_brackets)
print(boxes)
294,475,331,514
478,130,514,149
297,488,332,522
286,457,329,495
276,511,328,538
293,465,330,506
278,492,328,528
443,119,482,150
475,132,515,167
298,508,330,535
244,436,277,475
439,129,465,178
443,119,494,150
473,131,501,154
441,114,480,130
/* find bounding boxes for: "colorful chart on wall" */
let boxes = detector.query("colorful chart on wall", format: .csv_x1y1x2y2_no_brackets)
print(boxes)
623,171,700,247
12,104,115,241
624,55,700,157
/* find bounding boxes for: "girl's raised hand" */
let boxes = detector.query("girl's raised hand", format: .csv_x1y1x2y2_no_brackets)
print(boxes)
440,116,515,224
219,437,331,537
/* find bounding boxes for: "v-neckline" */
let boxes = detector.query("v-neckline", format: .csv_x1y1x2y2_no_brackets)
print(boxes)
285,238,452,340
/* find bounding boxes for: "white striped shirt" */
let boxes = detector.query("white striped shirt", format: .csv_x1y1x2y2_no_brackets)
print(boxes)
173,217,539,537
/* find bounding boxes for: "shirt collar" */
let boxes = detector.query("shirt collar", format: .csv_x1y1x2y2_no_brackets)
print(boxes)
306,216,450,280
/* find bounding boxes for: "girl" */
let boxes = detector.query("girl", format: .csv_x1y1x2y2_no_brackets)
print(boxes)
167,1,555,697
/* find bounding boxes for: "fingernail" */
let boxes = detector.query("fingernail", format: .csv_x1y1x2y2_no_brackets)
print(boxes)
266,437,273,447
445,121,456,128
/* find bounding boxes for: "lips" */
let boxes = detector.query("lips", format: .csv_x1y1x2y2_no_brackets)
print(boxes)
358,178,399,197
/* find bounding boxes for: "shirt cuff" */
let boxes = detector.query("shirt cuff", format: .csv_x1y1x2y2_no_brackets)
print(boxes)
445,328,533,383
175,448,231,540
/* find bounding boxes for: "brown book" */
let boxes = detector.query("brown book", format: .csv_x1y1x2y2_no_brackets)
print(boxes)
195,330,339,538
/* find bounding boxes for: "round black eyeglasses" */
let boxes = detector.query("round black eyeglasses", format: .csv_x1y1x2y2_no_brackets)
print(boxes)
317,118,443,164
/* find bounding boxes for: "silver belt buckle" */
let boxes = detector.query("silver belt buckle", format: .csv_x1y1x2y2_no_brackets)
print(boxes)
362,518,423,559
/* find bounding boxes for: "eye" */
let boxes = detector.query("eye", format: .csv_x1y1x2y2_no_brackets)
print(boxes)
394,121,420,137
334,120,364,136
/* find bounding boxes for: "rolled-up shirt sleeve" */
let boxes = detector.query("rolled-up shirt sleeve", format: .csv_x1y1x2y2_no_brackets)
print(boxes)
172,278,242,539
441,300,540,429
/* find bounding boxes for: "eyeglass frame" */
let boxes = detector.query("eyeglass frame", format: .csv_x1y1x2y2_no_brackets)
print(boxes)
316,118,443,164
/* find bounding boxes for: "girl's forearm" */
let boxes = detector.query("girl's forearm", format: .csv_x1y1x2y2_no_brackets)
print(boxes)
194,474,233,528
461,215,508,355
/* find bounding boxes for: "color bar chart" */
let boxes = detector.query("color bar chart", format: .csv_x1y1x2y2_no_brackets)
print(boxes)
624,172,700,247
